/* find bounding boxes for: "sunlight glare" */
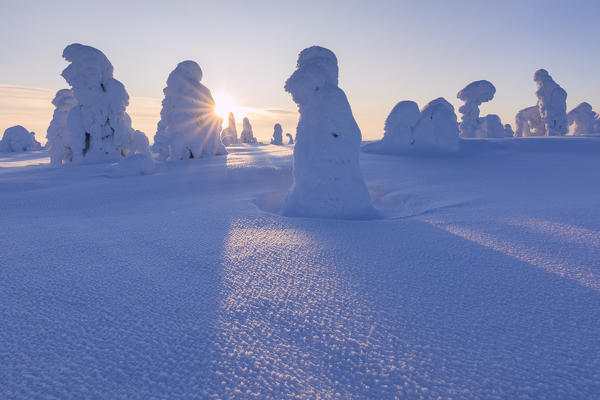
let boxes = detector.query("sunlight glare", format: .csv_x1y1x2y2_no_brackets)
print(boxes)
213,92,237,124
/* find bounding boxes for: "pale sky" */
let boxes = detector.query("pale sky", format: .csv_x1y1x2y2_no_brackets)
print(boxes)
1,0,599,143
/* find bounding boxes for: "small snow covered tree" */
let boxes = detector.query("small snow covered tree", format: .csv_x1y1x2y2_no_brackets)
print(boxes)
362,100,420,153
46,89,77,165
286,133,294,144
534,69,567,136
270,123,283,145
504,124,514,137
567,102,597,136
220,112,238,146
412,98,460,151
0,126,42,152
457,80,496,138
240,117,256,144
515,106,544,137
61,43,148,163
153,61,226,160
478,114,505,138
282,46,376,219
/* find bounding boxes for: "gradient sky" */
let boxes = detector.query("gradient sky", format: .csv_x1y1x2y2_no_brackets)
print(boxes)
1,0,599,143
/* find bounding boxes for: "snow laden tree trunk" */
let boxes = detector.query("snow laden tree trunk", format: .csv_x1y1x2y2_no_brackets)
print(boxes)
61,43,148,163
534,69,568,136
282,46,376,219
270,123,283,145
46,89,77,165
153,61,226,160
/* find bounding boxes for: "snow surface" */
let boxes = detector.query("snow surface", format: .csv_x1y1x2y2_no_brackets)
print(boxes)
240,117,257,144
282,46,376,219
153,61,226,160
270,123,283,145
534,69,568,137
0,125,42,153
1,138,600,399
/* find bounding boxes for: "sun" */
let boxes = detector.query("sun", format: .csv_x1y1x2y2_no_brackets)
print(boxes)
213,92,237,123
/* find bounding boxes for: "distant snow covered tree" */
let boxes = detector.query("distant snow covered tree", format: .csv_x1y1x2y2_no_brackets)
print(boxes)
153,61,226,160
0,125,42,152
412,98,460,151
515,106,544,137
270,123,283,145
286,133,294,144
282,46,376,219
504,124,514,138
457,80,496,138
220,112,238,146
534,69,568,136
478,114,505,138
240,117,257,144
61,43,149,163
46,89,77,165
362,101,420,153
567,102,597,136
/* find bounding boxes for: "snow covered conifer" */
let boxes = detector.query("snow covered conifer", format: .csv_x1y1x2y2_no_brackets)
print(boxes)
240,117,256,144
504,124,514,138
282,46,376,219
567,102,597,136
0,125,42,152
362,101,420,153
457,80,496,138
153,61,226,160
270,123,283,145
220,112,238,146
61,43,146,163
534,69,567,136
46,89,77,165
515,106,544,137
478,114,505,138
286,133,294,144
412,98,460,151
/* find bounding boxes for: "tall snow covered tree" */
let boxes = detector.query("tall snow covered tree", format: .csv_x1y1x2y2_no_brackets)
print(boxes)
534,69,568,136
270,123,283,145
457,80,496,138
61,43,149,163
220,112,238,146
153,61,226,160
282,46,376,219
240,117,256,144
46,89,77,165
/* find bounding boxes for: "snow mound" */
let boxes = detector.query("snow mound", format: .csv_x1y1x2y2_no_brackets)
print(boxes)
457,80,496,138
534,69,568,136
152,60,226,160
111,153,156,177
286,133,294,144
220,112,238,146
240,117,257,144
46,89,77,165
0,125,42,153
61,43,147,164
282,46,376,219
515,106,544,137
567,102,598,136
270,123,283,145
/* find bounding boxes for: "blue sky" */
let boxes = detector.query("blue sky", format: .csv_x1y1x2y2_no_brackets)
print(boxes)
1,0,599,142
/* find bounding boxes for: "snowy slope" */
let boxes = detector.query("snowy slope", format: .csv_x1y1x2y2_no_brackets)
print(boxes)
1,138,599,399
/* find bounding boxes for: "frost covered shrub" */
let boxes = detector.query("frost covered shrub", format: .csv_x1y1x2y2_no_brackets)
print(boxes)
240,117,256,144
515,106,544,137
567,102,597,136
457,80,496,138
270,123,283,145
282,46,376,219
153,61,226,160
0,125,42,152
220,112,238,146
534,69,567,136
60,43,149,164
46,89,77,165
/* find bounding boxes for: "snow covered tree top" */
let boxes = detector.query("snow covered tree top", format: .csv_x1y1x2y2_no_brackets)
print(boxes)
457,80,496,105
166,60,203,87
296,46,338,86
62,43,114,94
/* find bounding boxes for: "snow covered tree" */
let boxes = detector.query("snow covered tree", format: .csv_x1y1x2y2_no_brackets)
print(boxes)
153,60,226,160
240,117,256,144
46,89,77,165
270,123,283,145
412,98,460,151
504,124,514,138
0,125,42,152
220,112,238,146
61,43,148,163
282,46,376,219
534,69,568,136
286,133,294,144
457,80,496,138
567,102,597,136
478,114,505,138
362,101,420,153
515,106,544,137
